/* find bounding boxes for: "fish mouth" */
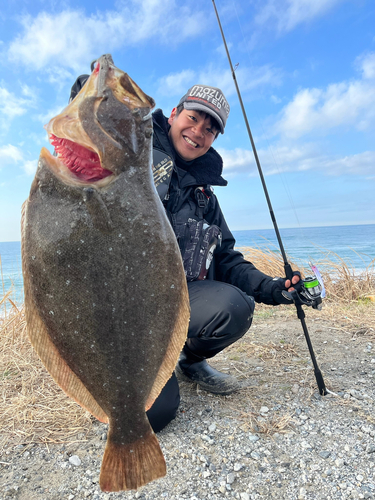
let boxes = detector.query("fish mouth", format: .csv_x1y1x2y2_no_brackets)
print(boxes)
49,134,112,183
43,55,155,186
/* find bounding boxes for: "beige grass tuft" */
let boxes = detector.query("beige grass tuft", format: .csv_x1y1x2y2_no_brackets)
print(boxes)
0,301,92,452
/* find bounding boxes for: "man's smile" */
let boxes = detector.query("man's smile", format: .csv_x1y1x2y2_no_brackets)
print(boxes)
183,136,198,148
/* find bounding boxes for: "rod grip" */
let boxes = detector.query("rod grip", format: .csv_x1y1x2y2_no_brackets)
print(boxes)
284,263,294,281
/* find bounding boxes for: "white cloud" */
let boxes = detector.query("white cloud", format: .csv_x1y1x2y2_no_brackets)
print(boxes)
8,1,207,72
44,66,76,89
23,159,38,176
217,147,256,175
217,144,375,178
157,70,197,97
321,151,375,177
198,64,282,99
0,86,34,120
273,56,375,138
356,52,375,80
255,0,343,33
0,144,37,175
218,143,320,176
156,63,282,108
0,144,24,163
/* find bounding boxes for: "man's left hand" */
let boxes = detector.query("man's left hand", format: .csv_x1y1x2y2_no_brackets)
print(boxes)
284,273,301,292
272,271,302,305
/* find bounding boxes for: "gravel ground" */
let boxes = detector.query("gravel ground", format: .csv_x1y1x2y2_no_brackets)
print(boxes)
1,309,375,500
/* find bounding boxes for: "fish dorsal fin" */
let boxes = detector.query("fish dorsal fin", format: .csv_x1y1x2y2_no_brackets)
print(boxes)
21,202,109,424
145,286,190,411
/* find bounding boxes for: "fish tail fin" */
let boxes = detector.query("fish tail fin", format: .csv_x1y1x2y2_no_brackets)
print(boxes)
99,430,166,491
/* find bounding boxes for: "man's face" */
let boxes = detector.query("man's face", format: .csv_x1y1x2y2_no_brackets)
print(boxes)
168,108,218,161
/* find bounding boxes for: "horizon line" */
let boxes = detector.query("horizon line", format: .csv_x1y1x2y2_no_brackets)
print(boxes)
1,222,375,244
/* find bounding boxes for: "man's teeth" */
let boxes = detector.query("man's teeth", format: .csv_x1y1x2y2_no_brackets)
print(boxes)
184,136,198,147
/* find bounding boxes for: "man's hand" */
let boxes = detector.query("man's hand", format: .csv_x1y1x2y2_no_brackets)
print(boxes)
272,271,302,305
284,273,301,292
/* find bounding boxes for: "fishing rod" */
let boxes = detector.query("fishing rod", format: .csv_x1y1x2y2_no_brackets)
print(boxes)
212,0,328,396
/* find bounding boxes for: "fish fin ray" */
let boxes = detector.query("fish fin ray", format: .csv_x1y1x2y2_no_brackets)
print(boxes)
145,288,190,410
100,430,166,491
21,203,109,424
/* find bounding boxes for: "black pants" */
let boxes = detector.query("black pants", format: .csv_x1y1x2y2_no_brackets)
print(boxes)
147,280,254,432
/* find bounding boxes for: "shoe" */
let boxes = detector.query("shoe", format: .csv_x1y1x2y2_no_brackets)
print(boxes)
175,354,241,395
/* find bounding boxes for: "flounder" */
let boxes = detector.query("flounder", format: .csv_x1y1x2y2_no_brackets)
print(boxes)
21,54,190,491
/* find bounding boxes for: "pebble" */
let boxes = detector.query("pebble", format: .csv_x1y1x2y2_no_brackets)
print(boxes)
319,451,331,459
201,434,214,444
227,472,235,484
248,434,260,442
69,455,82,466
298,487,307,499
350,389,365,400
260,406,269,413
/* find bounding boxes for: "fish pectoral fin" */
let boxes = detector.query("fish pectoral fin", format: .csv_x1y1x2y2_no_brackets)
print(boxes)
83,187,113,233
99,429,166,492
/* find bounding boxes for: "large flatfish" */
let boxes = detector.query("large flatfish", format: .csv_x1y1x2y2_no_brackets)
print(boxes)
21,54,190,491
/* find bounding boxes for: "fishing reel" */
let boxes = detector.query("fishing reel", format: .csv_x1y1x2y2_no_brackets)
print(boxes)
282,269,324,310
298,276,323,310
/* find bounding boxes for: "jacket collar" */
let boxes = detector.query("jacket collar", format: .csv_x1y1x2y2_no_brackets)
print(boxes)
152,109,228,187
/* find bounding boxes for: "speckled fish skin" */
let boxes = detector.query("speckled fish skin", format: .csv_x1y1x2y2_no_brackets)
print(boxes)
21,54,190,491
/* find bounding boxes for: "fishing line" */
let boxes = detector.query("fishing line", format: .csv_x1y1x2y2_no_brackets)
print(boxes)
228,0,309,246
220,0,322,261
231,0,330,280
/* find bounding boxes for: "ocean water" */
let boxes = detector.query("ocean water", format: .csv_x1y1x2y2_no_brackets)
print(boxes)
0,240,24,306
1,224,374,307
233,224,375,270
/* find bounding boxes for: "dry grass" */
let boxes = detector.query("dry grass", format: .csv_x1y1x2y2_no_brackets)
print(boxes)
1,246,374,449
237,410,294,435
0,296,92,452
225,339,299,363
240,246,375,331
240,245,375,301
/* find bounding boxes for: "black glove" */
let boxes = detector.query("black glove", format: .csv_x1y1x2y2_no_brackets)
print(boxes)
272,271,302,305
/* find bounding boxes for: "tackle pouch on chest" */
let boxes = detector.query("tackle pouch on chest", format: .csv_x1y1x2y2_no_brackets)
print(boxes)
174,218,222,281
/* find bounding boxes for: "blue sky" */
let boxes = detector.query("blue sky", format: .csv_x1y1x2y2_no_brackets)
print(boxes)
1,0,374,242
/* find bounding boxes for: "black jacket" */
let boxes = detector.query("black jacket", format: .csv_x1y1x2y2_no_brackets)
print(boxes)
152,109,279,305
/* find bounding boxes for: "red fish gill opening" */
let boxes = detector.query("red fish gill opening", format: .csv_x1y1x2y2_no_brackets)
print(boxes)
50,134,112,182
